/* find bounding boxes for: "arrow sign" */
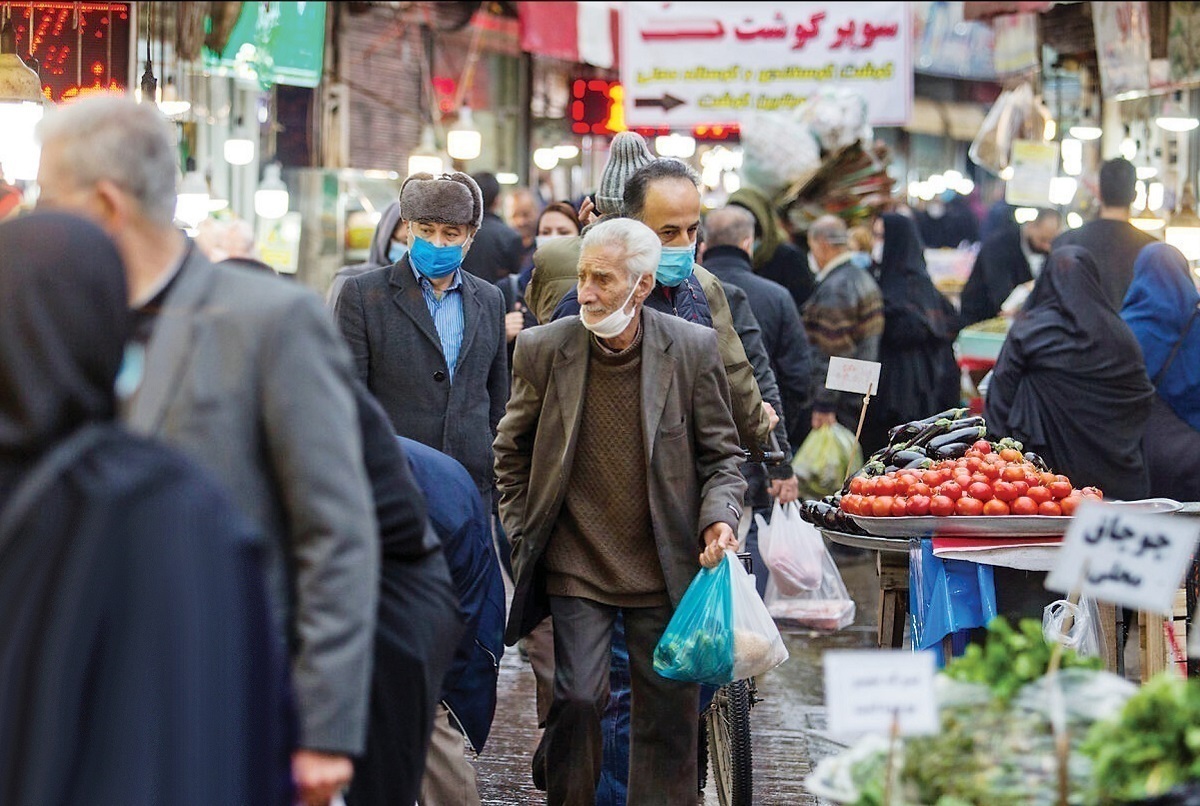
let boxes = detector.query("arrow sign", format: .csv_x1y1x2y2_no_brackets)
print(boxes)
634,93,686,112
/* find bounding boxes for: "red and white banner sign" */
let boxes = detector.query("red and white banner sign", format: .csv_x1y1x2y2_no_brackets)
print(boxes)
619,2,913,128
518,1,620,69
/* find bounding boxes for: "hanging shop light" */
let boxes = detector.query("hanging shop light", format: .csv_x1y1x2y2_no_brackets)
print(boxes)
1068,118,1102,141
0,16,45,182
532,147,559,171
446,106,482,162
1066,212,1083,229
254,163,290,220
1120,127,1138,161
175,170,210,229
553,144,580,160
1156,91,1200,133
1048,177,1078,206
1148,182,1165,212
407,126,444,176
224,117,255,166
496,172,519,185
1165,183,1200,261
654,133,696,159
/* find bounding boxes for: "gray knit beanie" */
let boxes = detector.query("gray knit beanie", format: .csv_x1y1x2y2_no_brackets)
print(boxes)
595,132,654,217
398,171,484,229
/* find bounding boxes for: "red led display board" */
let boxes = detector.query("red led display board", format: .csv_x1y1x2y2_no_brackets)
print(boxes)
570,79,740,141
6,2,131,103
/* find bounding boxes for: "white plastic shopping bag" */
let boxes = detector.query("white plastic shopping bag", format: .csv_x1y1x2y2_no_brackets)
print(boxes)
727,550,789,679
759,501,825,595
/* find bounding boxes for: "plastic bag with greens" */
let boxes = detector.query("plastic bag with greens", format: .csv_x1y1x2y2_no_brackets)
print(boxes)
792,422,863,500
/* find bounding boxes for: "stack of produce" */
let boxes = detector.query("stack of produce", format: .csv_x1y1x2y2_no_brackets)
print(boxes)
806,618,1135,806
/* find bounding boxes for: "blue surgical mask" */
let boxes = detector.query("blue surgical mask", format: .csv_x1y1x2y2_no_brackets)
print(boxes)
656,243,696,287
388,241,408,263
409,234,465,279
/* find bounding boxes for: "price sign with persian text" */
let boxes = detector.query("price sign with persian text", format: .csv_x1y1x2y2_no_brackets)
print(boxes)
620,2,913,127
1046,502,1199,616
825,357,882,395
824,650,938,736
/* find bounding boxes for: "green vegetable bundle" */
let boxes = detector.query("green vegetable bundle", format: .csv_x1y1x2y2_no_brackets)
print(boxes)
1083,674,1200,804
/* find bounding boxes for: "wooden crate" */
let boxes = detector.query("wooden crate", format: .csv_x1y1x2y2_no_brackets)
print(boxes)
1139,587,1189,681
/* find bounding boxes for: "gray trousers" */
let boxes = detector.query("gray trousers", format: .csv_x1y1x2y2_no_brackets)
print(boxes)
545,596,699,806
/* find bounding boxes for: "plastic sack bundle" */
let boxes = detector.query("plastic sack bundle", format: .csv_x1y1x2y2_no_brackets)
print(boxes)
654,551,788,685
968,81,1053,177
795,87,873,154
760,515,855,631
757,500,824,594
739,111,822,199
792,422,862,501
1042,597,1105,659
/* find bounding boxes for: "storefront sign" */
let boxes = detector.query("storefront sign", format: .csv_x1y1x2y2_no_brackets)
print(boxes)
205,2,327,89
825,650,938,736
992,13,1040,76
1046,502,1200,616
1094,2,1151,99
1005,139,1059,207
913,1,998,80
620,3,912,127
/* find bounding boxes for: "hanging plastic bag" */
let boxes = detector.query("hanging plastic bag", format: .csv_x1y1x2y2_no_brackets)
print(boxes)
655,552,789,684
764,544,856,631
729,550,789,679
792,423,862,501
758,501,825,595
654,555,735,685
1042,597,1104,659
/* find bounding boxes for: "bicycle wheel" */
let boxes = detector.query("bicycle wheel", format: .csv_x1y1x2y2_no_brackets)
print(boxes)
706,679,753,806
697,713,709,796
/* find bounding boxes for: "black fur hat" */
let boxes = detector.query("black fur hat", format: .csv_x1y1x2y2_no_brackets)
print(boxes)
398,171,484,229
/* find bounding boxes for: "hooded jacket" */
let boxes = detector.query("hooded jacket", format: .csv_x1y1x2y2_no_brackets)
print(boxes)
327,202,404,310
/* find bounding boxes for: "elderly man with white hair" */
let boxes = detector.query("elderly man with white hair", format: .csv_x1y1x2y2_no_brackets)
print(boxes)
494,217,746,804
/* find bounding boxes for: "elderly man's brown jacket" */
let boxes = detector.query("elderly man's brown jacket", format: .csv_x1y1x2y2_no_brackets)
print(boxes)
494,306,747,644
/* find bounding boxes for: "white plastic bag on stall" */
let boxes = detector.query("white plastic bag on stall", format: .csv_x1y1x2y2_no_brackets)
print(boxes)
727,550,790,679
761,521,857,633
758,501,825,594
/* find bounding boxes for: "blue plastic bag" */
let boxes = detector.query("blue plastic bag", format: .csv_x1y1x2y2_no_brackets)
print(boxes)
653,555,735,685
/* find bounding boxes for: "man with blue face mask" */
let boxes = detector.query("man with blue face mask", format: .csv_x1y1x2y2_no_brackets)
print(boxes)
335,171,509,516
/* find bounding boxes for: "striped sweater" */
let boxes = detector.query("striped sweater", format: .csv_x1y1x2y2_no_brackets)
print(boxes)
801,256,885,429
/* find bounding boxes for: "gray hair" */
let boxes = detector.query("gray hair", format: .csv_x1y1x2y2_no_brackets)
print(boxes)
580,217,662,282
36,96,179,227
808,214,849,246
704,206,756,249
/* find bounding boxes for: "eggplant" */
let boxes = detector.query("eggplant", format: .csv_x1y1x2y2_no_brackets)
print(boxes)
885,448,929,466
927,424,988,451
931,442,972,460
903,456,934,470
888,407,970,440
1024,451,1050,471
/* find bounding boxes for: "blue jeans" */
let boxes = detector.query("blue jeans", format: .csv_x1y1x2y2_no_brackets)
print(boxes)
596,613,631,805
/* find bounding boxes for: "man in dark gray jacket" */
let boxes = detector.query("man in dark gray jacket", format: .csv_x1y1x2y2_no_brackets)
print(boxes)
335,172,509,506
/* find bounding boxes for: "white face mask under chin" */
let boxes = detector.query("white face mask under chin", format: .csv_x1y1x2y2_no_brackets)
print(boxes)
582,279,641,339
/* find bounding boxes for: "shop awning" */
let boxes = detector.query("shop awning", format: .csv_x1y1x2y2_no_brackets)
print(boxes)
517,1,620,70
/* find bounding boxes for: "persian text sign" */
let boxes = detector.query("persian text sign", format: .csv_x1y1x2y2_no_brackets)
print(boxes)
824,650,938,736
826,357,882,395
1046,502,1200,615
620,2,913,127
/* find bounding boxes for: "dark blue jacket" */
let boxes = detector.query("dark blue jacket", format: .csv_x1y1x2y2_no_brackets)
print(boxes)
399,437,506,754
551,272,714,327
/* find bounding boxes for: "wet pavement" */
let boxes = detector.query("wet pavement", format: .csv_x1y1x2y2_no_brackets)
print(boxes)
474,553,883,804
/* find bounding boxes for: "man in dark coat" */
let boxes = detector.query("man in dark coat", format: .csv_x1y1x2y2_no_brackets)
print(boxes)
728,185,816,311
960,207,1060,326
461,171,524,283
335,172,509,506
1052,157,1157,309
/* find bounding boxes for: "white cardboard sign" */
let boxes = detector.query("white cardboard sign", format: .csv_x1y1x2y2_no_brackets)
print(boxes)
1046,501,1200,616
824,650,938,736
825,357,882,395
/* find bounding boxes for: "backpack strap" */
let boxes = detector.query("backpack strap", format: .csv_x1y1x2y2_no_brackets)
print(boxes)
1152,304,1200,388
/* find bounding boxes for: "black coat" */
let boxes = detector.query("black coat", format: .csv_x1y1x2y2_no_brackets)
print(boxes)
335,257,509,500
757,240,816,311
960,227,1034,327
862,214,962,455
461,212,524,284
986,247,1155,499
703,245,813,451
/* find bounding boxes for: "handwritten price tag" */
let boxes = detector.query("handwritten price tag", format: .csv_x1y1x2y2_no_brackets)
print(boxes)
1046,501,1200,615
825,357,882,395
824,650,938,736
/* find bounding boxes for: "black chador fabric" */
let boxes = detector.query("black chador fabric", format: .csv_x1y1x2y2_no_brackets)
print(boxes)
862,213,961,454
0,212,291,806
985,246,1155,500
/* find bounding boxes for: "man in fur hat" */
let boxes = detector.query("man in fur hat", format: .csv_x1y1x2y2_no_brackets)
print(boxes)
335,172,509,510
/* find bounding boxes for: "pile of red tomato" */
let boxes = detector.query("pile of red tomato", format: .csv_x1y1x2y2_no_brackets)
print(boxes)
840,440,1103,518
